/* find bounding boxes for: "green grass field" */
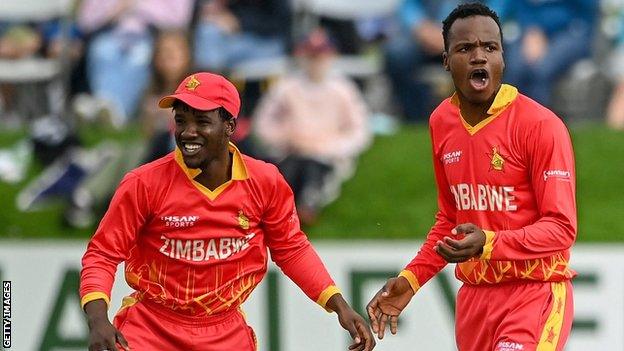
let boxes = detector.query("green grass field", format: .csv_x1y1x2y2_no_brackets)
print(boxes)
1,123,623,241
307,124,624,242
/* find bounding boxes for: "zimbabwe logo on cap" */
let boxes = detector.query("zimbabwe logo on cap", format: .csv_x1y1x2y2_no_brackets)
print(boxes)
185,75,200,91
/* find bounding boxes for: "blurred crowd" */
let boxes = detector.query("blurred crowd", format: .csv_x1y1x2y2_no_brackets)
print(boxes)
0,0,622,230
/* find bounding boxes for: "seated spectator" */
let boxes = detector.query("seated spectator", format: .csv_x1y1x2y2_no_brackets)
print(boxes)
76,0,194,126
193,0,291,72
607,11,624,130
501,0,598,107
139,30,192,162
385,0,491,123
253,29,371,225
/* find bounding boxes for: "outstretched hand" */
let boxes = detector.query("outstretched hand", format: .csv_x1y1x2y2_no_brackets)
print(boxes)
366,277,414,340
434,223,486,263
327,294,376,351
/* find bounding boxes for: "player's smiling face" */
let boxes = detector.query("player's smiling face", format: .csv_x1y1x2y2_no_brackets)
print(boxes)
173,103,232,170
443,15,504,105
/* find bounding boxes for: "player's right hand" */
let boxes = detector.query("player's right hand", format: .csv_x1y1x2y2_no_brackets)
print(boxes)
87,316,130,351
366,277,414,340
85,299,130,351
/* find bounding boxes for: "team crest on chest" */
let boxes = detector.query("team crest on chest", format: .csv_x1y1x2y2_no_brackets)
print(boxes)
238,210,249,230
487,146,506,172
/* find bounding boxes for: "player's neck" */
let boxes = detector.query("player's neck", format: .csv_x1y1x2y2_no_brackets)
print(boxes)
194,151,233,191
458,93,497,127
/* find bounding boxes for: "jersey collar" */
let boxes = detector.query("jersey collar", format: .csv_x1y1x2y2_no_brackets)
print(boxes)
450,84,519,135
174,141,249,194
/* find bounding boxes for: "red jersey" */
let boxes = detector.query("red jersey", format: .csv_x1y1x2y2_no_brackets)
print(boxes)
80,143,340,316
400,85,577,291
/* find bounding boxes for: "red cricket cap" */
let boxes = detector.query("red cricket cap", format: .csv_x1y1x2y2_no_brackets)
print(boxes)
158,72,240,118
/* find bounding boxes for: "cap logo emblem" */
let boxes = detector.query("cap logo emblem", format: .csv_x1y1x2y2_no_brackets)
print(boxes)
185,75,200,91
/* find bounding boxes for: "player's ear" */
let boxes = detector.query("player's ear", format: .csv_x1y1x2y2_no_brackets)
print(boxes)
443,52,450,71
225,118,236,137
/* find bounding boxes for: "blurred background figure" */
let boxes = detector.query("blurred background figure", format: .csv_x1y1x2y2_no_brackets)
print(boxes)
76,0,195,127
500,0,599,107
193,0,291,72
607,8,624,131
139,29,192,162
384,0,476,123
253,28,371,225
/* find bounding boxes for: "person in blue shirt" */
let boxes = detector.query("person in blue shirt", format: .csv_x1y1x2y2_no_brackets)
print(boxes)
384,0,495,123
500,0,598,107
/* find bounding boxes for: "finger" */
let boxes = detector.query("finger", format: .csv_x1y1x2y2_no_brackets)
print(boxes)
390,315,399,335
453,223,476,234
357,323,375,351
377,313,388,339
116,331,130,351
435,242,469,263
367,304,379,333
108,339,120,351
443,236,469,250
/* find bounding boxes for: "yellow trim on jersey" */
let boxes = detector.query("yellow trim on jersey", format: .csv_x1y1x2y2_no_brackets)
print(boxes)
398,270,420,293
80,292,110,310
451,84,518,135
175,142,249,200
480,230,496,260
537,282,567,351
316,285,342,312
116,295,139,314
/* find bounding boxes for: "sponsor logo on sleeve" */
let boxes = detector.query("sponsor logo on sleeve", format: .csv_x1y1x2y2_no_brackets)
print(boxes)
543,169,571,181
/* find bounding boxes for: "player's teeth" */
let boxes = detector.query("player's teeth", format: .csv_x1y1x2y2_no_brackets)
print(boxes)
185,144,201,151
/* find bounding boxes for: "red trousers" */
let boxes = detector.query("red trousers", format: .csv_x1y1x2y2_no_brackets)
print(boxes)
113,300,257,351
455,280,573,351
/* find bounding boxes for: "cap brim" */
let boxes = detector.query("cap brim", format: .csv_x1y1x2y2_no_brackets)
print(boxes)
158,93,221,111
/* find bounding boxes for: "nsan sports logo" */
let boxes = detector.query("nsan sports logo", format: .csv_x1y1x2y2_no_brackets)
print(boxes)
442,150,462,165
495,341,524,351
543,169,571,181
161,215,199,227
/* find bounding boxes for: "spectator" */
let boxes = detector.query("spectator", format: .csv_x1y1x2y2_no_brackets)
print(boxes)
76,0,195,126
193,0,291,72
607,10,624,130
385,0,491,123
140,30,193,162
501,0,598,107
253,29,371,225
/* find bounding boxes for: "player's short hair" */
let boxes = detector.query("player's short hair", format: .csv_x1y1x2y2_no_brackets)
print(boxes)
442,2,503,51
172,100,234,122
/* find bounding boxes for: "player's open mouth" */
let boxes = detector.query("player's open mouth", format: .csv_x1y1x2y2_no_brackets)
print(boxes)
181,142,203,156
469,69,489,91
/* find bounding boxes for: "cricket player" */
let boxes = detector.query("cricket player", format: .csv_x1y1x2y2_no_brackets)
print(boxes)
367,3,576,351
80,72,375,351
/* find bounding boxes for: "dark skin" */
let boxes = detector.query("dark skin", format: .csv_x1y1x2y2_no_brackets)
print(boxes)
85,102,375,351
367,15,502,339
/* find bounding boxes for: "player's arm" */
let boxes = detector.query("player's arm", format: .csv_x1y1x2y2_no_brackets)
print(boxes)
367,125,456,338
263,168,374,351
80,172,149,351
482,116,576,260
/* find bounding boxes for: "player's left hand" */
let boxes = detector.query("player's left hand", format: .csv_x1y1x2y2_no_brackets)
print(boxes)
328,294,376,351
435,223,486,263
